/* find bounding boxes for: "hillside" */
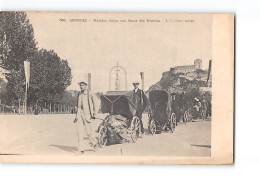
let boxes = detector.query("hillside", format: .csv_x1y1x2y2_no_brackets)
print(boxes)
147,69,211,94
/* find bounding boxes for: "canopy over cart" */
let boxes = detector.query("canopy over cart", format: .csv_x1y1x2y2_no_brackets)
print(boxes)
98,91,142,146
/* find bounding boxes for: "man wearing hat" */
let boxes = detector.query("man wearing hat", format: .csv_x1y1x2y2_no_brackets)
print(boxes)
74,81,98,154
193,97,201,119
132,80,148,137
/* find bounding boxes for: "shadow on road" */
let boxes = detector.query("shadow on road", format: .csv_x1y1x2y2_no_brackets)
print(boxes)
191,144,211,148
50,145,78,153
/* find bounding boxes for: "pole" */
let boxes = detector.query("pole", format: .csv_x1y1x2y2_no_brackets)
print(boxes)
19,99,21,115
88,73,91,91
140,72,144,90
0,84,2,106
24,61,30,115
22,102,24,114
207,60,212,87
24,84,27,115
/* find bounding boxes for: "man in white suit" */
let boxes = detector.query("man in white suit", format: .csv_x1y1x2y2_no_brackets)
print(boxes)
74,81,98,154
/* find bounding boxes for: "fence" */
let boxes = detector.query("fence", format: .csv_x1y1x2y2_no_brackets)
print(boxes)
0,103,77,115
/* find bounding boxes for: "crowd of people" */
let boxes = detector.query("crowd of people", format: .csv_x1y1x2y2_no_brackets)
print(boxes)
171,92,212,122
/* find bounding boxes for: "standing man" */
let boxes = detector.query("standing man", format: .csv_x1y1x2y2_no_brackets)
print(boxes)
193,97,201,119
170,93,179,124
74,81,98,154
201,96,208,120
132,81,148,137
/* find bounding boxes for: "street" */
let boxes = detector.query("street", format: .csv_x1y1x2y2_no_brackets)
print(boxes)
0,113,211,157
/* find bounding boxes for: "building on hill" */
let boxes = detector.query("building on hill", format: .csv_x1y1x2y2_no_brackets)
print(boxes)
171,59,202,74
194,59,202,70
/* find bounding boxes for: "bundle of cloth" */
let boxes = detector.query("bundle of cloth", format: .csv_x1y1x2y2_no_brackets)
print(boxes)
98,114,130,145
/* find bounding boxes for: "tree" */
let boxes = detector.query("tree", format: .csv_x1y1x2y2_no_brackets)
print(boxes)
0,77,7,105
0,12,37,71
28,49,72,106
0,12,72,108
0,12,37,105
60,90,77,107
4,69,26,105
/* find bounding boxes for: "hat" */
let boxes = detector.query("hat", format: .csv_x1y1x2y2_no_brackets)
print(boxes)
132,80,140,84
78,81,87,85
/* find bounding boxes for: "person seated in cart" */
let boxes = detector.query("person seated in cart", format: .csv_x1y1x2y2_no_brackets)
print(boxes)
132,80,148,137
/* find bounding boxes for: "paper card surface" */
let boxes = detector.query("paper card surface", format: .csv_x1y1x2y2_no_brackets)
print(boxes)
0,12,234,164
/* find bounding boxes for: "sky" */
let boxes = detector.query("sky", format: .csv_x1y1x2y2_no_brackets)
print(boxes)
26,12,212,93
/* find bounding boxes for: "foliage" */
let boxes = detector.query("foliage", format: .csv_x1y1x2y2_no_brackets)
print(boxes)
0,12,37,71
0,78,7,104
0,12,72,107
149,68,209,96
28,49,72,106
160,73,178,89
60,90,78,107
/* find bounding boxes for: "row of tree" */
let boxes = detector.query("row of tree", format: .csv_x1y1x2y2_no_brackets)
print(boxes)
0,12,74,109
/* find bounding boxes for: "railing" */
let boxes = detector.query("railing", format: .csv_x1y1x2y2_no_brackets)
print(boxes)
0,104,77,115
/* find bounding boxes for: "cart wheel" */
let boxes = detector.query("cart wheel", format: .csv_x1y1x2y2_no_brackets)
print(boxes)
170,113,176,132
188,110,193,122
148,118,156,135
130,116,140,143
187,109,193,122
98,125,108,147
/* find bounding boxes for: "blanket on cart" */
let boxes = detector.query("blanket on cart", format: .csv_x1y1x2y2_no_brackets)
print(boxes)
98,114,130,145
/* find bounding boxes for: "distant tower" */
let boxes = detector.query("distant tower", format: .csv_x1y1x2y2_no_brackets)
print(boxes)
194,59,202,70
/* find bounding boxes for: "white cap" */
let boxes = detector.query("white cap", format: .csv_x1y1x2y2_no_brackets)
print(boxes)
78,81,87,85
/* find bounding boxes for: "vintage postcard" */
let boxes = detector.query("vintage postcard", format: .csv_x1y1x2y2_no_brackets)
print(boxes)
0,12,234,164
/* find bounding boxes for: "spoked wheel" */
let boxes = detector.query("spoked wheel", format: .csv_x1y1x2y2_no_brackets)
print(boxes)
130,116,140,143
170,113,177,133
187,109,193,122
98,125,108,147
201,110,207,120
148,118,156,135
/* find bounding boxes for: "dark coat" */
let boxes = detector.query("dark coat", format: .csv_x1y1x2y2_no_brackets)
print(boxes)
133,88,148,113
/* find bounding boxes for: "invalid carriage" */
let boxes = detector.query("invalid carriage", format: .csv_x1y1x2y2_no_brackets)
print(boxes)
98,91,142,146
148,90,177,135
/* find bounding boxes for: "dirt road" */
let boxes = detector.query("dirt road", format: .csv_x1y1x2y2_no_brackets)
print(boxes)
0,114,211,156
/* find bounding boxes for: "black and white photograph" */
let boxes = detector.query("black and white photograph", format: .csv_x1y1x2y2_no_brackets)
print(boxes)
0,12,233,164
